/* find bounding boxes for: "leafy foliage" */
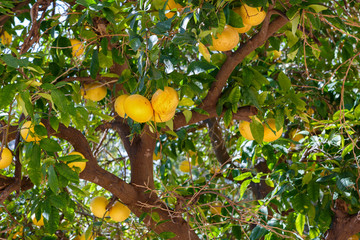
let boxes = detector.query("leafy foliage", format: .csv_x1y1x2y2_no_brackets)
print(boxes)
0,0,360,239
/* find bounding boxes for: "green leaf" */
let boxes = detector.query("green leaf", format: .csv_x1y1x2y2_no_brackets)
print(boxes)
49,192,68,209
233,171,252,181
51,89,68,113
187,61,217,74
239,179,251,200
40,138,62,153
302,172,313,185
151,212,160,222
159,232,176,239
76,0,96,7
342,143,354,158
0,84,17,110
50,116,59,132
90,49,99,79
183,109,192,124
250,118,264,144
308,4,328,13
55,162,79,183
1,54,29,68
28,144,42,185
295,213,305,235
228,86,240,104
20,91,34,116
307,180,320,201
265,178,274,188
277,72,291,91
250,225,267,240
228,9,244,28
45,207,60,234
232,225,242,239
223,109,232,127
47,165,60,194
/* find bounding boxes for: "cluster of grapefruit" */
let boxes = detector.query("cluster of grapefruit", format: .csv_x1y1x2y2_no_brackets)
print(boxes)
90,196,131,222
114,86,179,123
211,4,266,52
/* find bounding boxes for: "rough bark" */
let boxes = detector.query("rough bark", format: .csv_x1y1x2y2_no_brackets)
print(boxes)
205,118,232,165
325,199,360,240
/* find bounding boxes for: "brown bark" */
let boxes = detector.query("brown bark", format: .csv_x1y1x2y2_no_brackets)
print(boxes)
325,199,360,240
49,122,200,239
205,118,231,165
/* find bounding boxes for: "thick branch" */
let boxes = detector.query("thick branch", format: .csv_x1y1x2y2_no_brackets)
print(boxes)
325,199,360,240
201,14,289,109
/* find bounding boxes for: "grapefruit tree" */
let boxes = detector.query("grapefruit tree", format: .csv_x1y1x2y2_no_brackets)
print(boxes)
0,0,360,239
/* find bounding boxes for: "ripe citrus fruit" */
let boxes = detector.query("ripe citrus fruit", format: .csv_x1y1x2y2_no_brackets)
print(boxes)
153,109,176,123
90,196,109,218
151,87,179,115
210,203,222,215
68,151,86,173
70,39,84,57
74,234,96,240
179,160,191,172
81,83,107,102
239,4,266,26
164,0,182,18
0,147,12,169
290,129,304,142
20,121,45,142
114,94,129,118
263,119,283,142
348,235,359,240
239,117,261,141
31,214,44,227
153,151,162,160
271,50,282,59
0,30,12,45
211,25,239,52
232,8,252,33
124,94,154,123
109,201,131,222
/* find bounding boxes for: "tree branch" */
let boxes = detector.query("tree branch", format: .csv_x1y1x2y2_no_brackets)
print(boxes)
325,199,360,240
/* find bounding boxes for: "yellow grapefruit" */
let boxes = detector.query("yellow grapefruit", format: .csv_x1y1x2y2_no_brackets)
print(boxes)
90,196,109,218
179,160,191,172
232,8,252,33
31,214,44,227
210,203,222,215
263,119,283,142
153,110,176,123
81,83,107,102
239,117,261,141
124,94,154,123
153,151,162,160
0,30,12,45
348,235,359,240
20,121,45,142
70,39,84,57
211,25,239,52
239,4,266,26
68,151,86,173
109,201,131,222
0,147,12,169
151,87,179,115
165,0,183,18
114,94,129,118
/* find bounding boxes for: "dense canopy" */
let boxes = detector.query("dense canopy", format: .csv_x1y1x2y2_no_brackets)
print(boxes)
0,0,360,239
